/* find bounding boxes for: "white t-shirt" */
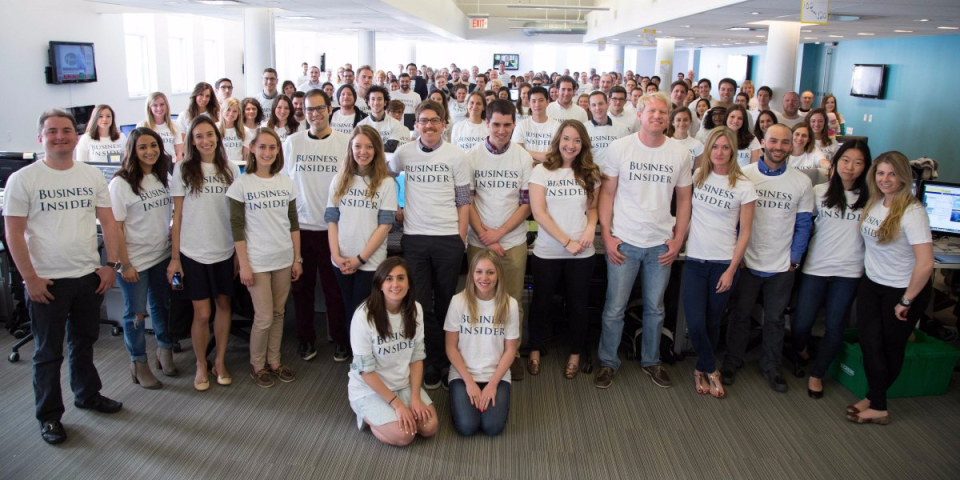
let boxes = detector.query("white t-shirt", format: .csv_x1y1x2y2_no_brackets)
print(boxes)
225,173,298,273
347,302,424,402
297,81,323,93
789,148,827,170
109,174,172,272
545,102,588,123
816,139,839,162
283,129,350,231
355,97,370,116
529,165,597,259
779,113,804,129
3,161,111,279
221,127,247,164
326,174,398,271
467,144,533,250
603,135,693,248
254,92,279,117
512,117,560,153
609,110,639,134
803,183,865,278
170,161,240,264
861,202,932,288
444,294,520,384
740,163,814,272
585,117,630,169
176,110,214,139
136,122,183,157
76,133,126,163
388,141,471,236
736,137,762,167
392,90,421,115
686,171,758,261
357,115,409,146
330,109,358,135
673,136,704,169
448,100,468,124
451,120,488,152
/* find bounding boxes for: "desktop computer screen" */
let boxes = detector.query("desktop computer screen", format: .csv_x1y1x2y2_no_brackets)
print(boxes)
921,181,960,237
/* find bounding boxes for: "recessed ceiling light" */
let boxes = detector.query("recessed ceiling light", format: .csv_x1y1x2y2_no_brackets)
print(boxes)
938,26,959,30
894,30,913,33
801,30,812,33
281,16,313,20
728,27,753,31
751,12,760,15
857,32,875,36
749,41,759,44
915,19,930,22
680,25,690,28
829,35,844,38
804,37,817,40
194,0,242,5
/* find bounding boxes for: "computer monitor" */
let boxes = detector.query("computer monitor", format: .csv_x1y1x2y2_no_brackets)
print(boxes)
86,161,122,184
921,180,960,237
509,88,520,102
0,152,37,188
836,135,868,146
65,105,96,131
120,124,136,137
170,114,178,121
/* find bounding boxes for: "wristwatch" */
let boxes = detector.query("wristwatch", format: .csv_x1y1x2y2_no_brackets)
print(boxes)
109,260,122,272
791,262,801,271
294,258,303,264
899,296,912,307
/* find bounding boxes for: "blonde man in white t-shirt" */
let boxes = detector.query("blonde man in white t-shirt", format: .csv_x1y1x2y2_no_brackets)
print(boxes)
5,110,123,445
595,92,693,390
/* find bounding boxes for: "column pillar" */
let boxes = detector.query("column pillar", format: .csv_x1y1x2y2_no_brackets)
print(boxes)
243,8,275,98
655,38,675,84
612,44,625,75
762,21,802,100
358,30,376,70
407,42,417,66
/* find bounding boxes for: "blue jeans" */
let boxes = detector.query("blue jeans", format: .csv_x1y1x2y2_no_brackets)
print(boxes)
598,242,671,370
116,258,172,362
448,379,511,436
791,273,859,378
681,259,739,373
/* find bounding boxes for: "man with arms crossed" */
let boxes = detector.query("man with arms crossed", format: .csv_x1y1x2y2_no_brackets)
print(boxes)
389,101,472,390
721,124,813,392
5,110,122,444
466,99,534,380
594,92,692,390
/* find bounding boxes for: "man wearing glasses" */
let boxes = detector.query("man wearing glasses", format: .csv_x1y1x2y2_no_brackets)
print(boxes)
388,101,472,390
283,90,349,364
256,68,280,114
215,78,234,103
607,86,639,134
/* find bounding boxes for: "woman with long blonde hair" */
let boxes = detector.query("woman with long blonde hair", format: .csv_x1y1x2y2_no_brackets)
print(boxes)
850,152,933,425
218,97,248,165
326,125,398,319
139,92,183,161
444,250,520,436
682,127,756,398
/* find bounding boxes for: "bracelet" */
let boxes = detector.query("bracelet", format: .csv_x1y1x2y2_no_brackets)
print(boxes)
388,395,398,406
563,239,571,247
357,254,367,265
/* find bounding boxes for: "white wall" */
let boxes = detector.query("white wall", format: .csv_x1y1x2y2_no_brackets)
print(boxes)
696,45,766,96
0,0,243,153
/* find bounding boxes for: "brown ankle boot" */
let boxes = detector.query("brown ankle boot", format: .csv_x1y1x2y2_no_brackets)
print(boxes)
156,348,179,376
131,361,162,389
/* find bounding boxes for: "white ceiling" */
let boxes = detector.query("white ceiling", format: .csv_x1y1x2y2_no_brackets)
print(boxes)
88,0,960,48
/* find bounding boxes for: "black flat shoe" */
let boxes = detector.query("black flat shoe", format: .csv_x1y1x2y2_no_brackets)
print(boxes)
720,366,737,386
807,388,824,399
40,420,66,445
74,394,123,414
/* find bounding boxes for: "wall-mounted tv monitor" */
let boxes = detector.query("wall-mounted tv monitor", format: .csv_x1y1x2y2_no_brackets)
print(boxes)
493,54,519,71
48,41,98,84
921,180,960,238
850,64,885,99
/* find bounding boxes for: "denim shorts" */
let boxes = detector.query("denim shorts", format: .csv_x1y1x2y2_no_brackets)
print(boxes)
349,386,434,430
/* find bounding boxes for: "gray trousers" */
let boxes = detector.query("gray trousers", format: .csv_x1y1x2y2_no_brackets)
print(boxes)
724,269,795,374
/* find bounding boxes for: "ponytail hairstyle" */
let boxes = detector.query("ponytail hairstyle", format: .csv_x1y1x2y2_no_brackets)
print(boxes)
364,257,418,340
860,151,919,244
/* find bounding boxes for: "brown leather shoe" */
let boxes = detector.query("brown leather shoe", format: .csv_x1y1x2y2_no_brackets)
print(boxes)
642,365,672,388
594,366,615,389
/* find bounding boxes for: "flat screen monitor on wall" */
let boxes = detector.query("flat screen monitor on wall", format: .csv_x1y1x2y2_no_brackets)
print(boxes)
493,54,519,71
850,64,886,99
48,41,98,84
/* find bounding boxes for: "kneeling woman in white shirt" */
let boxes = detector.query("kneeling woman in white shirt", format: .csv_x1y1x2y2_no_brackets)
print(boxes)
227,128,303,388
326,126,398,318
849,151,933,425
445,251,520,436
77,104,126,163
348,257,438,446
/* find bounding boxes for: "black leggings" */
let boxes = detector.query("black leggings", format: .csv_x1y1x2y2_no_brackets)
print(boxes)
856,276,932,411
528,255,595,355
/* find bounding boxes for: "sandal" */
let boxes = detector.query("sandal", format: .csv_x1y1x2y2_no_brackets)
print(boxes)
564,362,579,380
707,371,725,399
527,357,541,376
694,371,709,395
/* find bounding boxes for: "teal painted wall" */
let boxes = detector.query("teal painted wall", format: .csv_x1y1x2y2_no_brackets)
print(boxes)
822,35,960,181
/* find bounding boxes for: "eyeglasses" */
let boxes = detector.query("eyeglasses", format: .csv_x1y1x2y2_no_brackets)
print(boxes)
219,86,233,90
263,77,278,82
416,118,443,126
305,106,328,114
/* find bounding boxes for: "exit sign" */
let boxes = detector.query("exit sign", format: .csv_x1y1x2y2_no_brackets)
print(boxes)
470,18,488,29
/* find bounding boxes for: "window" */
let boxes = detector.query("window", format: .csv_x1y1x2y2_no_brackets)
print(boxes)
168,16,194,93
203,21,225,83
123,14,156,97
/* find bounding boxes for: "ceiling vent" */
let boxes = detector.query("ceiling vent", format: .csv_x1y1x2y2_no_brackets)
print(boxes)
513,22,587,36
